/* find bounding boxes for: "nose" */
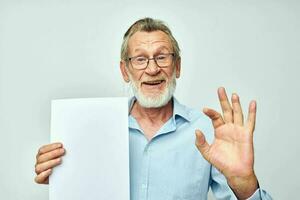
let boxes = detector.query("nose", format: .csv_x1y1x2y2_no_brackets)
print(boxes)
145,59,160,75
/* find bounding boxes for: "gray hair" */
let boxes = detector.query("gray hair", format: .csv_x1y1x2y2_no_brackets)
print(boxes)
121,17,181,62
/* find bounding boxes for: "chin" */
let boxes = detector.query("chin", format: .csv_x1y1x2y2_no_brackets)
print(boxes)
133,82,176,108
129,71,177,108
136,94,172,108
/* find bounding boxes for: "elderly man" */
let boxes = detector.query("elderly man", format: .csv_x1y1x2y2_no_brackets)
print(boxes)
35,18,272,199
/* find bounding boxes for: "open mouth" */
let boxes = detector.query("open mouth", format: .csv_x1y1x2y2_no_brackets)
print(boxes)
142,80,165,86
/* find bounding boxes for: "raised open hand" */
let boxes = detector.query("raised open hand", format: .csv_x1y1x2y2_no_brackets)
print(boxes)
195,87,258,199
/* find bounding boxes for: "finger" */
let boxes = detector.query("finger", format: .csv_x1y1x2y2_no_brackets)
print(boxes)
246,100,257,134
195,130,210,161
37,143,63,158
37,148,65,164
35,157,62,175
203,108,225,129
231,93,244,126
34,168,51,184
218,87,233,123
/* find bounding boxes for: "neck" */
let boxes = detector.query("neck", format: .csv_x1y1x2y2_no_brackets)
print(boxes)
130,98,173,124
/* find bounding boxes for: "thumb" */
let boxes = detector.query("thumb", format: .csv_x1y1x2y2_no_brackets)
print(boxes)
195,129,210,161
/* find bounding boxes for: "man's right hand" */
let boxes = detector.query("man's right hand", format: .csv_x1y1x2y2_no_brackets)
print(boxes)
34,142,65,184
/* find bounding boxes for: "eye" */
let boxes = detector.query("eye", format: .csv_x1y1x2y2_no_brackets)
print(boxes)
134,56,147,63
156,54,167,60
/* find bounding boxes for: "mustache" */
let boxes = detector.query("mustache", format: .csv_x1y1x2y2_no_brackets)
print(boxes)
140,76,167,82
127,70,176,84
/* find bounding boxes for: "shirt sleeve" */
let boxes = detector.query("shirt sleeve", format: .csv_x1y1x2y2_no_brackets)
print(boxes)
245,186,273,200
210,166,273,200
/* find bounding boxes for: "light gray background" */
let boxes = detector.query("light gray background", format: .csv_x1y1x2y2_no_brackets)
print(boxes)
0,0,299,199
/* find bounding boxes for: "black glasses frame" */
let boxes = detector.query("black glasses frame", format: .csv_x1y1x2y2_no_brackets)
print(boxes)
127,53,175,70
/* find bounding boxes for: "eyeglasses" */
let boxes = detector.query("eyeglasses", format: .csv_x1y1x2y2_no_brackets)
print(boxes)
127,53,175,70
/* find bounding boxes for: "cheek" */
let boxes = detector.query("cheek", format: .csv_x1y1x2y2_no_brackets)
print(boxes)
129,70,144,82
137,72,145,81
165,68,176,80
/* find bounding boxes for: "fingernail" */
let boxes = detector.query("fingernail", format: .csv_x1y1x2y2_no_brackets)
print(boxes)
251,100,256,109
55,143,62,148
232,93,239,100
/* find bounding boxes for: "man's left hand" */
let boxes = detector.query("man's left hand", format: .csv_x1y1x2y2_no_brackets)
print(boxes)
195,87,258,199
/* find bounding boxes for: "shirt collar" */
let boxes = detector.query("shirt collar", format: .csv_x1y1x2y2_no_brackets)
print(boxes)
172,97,192,122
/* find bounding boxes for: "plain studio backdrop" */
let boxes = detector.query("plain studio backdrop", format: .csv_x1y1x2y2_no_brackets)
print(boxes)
0,0,299,199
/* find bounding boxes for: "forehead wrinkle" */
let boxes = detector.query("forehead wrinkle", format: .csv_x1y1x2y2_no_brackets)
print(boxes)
133,46,170,54
132,40,171,53
134,39,170,46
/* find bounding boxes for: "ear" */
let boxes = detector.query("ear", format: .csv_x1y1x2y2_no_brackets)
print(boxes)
175,58,181,78
120,60,130,83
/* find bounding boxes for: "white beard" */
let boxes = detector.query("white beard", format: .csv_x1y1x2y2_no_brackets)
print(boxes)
128,71,176,108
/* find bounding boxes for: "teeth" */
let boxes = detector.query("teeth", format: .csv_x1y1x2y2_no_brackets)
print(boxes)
144,80,163,85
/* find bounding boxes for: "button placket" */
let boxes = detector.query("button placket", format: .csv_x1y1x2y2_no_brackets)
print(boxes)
139,143,152,200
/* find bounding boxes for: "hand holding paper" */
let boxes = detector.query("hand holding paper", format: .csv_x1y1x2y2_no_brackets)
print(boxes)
36,97,130,200
35,143,65,184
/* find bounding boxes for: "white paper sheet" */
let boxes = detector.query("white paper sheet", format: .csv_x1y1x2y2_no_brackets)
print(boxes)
49,97,129,200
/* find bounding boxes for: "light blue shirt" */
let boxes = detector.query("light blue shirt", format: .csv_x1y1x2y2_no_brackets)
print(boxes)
128,97,272,200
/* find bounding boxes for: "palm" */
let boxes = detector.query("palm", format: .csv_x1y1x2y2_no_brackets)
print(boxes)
196,87,257,179
207,124,254,178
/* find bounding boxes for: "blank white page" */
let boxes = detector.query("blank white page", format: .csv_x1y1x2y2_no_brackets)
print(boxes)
49,97,129,200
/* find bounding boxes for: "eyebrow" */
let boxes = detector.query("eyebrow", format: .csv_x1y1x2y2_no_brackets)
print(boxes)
133,46,171,53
